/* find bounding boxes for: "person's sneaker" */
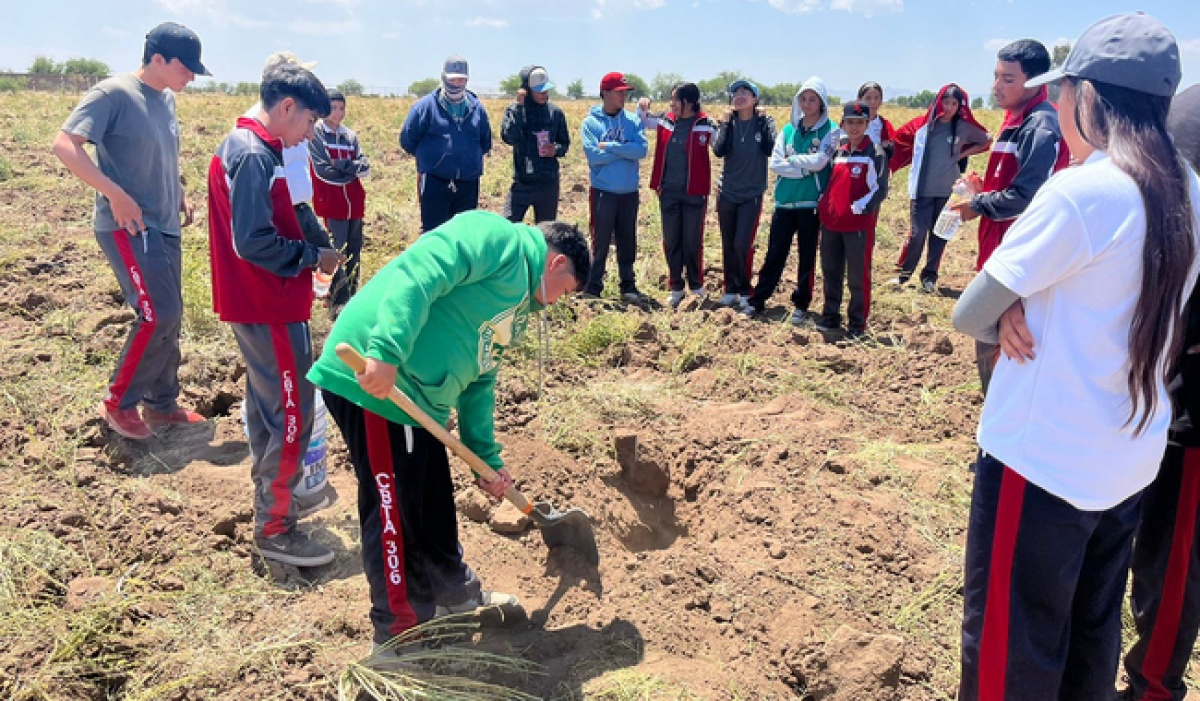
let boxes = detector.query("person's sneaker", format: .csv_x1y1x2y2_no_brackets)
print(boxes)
621,289,647,303
890,275,909,286
717,292,741,307
814,315,841,332
255,529,335,567
790,309,811,326
845,328,869,342
667,289,686,308
434,590,525,627
921,279,937,294
690,287,706,299
295,481,340,520
99,401,153,440
739,301,760,319
143,406,207,428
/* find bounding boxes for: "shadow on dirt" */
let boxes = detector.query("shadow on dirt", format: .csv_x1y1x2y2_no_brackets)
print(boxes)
103,421,248,476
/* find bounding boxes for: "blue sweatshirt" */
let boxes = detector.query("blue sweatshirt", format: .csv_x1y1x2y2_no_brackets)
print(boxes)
581,105,648,194
399,89,493,181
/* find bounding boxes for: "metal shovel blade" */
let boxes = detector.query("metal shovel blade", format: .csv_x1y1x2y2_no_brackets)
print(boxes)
529,501,599,566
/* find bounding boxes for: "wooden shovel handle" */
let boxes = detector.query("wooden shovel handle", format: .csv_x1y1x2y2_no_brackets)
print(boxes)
334,343,533,514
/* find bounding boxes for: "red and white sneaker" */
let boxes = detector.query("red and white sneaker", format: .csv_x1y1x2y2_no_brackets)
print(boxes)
99,401,153,440
143,406,207,428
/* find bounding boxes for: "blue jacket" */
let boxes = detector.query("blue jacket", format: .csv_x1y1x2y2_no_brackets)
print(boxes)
399,89,493,181
581,105,647,194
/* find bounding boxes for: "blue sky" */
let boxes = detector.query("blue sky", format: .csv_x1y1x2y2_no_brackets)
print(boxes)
3,0,1197,101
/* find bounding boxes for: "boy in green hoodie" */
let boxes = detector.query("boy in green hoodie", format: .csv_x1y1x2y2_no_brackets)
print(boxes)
307,210,590,647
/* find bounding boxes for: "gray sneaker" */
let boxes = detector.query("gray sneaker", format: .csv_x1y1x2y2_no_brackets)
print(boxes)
295,481,339,520
922,279,937,294
789,309,811,326
256,529,335,567
621,289,647,303
434,590,525,626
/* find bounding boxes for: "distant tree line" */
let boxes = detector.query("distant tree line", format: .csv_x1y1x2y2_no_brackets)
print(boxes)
29,55,110,77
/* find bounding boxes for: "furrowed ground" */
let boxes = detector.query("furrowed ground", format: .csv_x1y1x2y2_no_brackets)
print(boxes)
0,92,1186,700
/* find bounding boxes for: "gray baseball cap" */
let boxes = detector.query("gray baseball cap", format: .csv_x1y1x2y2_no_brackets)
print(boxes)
442,54,469,81
1026,12,1180,97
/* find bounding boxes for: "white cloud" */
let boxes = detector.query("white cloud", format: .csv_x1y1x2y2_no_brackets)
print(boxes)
466,16,509,27
1181,39,1200,57
984,38,1013,52
765,0,821,13
381,30,403,39
829,0,902,17
635,0,666,8
289,18,362,34
151,0,270,29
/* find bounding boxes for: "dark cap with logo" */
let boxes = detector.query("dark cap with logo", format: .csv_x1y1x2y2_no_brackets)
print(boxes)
145,22,210,76
1025,12,1180,97
842,101,871,120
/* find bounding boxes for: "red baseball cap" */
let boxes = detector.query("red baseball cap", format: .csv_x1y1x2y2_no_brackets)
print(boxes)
599,72,633,92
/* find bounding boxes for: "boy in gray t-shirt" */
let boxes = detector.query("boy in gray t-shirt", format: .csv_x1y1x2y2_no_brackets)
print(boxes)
53,21,210,440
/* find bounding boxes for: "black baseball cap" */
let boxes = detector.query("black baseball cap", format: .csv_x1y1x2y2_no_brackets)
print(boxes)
145,22,211,77
842,101,871,120
1025,12,1179,97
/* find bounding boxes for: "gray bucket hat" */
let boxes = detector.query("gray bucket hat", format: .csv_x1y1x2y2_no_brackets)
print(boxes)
1026,12,1180,97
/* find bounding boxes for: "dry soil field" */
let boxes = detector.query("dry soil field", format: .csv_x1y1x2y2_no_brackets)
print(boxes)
0,92,1187,700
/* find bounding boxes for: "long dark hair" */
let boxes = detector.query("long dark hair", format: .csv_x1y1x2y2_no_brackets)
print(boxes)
1068,77,1196,434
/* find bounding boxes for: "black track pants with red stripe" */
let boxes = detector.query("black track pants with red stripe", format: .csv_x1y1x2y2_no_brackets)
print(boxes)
716,194,762,297
659,190,707,293
321,390,481,644
584,188,639,297
1124,445,1200,701
231,322,313,539
960,454,1140,700
819,227,874,332
94,229,183,412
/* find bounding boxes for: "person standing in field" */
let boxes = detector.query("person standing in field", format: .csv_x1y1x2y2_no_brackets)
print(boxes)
741,77,837,323
648,82,718,309
1120,82,1200,701
580,72,649,301
500,65,571,223
814,101,890,340
952,14,1197,699
208,63,343,568
712,80,776,308
400,55,492,233
890,84,992,292
858,81,895,162
950,39,1070,394
310,89,370,319
53,21,210,440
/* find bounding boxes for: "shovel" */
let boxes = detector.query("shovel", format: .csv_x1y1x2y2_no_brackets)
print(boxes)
335,343,599,566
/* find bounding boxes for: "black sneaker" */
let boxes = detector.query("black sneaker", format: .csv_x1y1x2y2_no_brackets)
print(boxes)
921,279,937,294
845,328,869,342
621,289,647,303
814,315,841,332
256,529,335,567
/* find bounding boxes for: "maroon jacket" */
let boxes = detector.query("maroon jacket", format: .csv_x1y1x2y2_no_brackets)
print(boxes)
818,134,890,233
649,111,718,197
208,117,320,324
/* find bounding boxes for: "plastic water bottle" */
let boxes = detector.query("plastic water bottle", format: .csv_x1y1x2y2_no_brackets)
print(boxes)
240,392,328,497
313,269,333,298
932,180,973,241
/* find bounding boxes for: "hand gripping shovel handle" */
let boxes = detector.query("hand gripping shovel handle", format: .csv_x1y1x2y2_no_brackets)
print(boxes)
334,343,535,515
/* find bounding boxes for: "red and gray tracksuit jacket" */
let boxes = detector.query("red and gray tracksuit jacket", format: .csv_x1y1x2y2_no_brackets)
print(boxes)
309,121,368,220
973,93,1069,269
649,111,718,197
208,116,322,324
818,134,890,233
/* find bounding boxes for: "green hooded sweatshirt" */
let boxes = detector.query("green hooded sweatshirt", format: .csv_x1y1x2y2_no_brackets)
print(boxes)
769,76,838,209
307,210,547,469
